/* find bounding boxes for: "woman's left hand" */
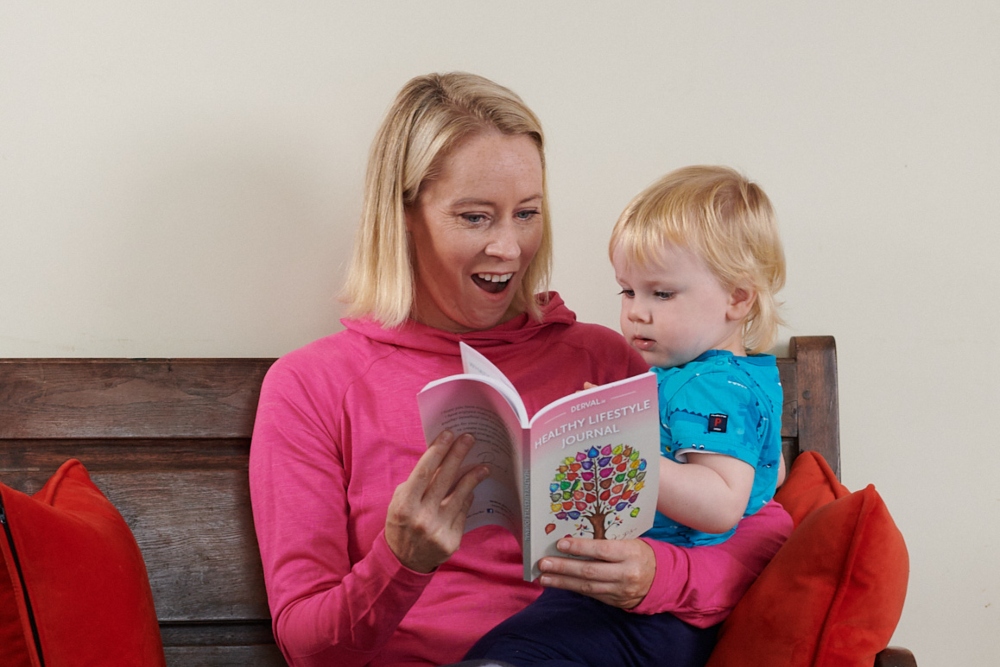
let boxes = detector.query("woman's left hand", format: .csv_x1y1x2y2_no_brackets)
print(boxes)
536,537,655,609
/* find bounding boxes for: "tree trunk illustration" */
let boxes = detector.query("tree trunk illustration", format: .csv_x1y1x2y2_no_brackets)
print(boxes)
587,511,608,540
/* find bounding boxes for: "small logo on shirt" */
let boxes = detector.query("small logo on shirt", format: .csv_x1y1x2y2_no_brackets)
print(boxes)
708,414,728,433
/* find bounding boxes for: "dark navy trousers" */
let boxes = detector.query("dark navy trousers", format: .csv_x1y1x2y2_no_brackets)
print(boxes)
462,588,719,667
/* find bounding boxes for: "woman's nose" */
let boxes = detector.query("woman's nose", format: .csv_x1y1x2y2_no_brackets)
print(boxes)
485,221,522,260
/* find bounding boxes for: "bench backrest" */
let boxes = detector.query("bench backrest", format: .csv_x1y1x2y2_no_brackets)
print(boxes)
0,335,839,667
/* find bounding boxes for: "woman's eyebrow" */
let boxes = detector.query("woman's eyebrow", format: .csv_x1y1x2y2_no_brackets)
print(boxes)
451,198,495,207
451,194,543,207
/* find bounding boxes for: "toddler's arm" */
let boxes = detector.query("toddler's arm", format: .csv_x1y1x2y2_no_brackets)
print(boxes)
657,453,754,534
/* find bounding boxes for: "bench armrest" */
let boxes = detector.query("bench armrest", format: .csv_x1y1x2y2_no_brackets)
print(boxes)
875,646,917,667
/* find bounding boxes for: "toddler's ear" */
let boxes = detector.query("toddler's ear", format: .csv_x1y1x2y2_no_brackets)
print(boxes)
727,285,757,321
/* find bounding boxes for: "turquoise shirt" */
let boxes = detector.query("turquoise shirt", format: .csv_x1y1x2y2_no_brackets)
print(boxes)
643,350,782,546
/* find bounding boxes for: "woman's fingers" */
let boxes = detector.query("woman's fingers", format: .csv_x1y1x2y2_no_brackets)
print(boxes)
448,465,487,531
423,432,478,502
536,538,655,609
408,429,458,490
384,430,487,573
436,438,489,532
404,429,477,504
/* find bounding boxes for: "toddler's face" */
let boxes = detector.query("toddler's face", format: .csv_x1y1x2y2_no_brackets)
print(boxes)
613,242,746,369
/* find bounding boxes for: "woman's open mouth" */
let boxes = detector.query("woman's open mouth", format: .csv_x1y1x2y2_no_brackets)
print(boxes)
472,272,514,294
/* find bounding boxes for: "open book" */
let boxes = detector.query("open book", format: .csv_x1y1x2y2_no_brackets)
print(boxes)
417,342,660,580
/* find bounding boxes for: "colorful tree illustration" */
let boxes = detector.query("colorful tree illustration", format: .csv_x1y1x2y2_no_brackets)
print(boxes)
546,443,648,540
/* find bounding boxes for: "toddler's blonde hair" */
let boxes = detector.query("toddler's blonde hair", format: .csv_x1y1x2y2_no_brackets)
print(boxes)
609,165,786,353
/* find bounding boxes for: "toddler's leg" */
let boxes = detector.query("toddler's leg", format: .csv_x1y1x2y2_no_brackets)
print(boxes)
464,588,718,667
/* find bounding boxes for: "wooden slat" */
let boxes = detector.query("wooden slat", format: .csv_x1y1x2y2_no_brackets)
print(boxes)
0,359,275,439
163,645,287,667
788,336,841,479
95,469,270,622
776,356,798,440
159,617,287,667
0,438,253,478
159,621,276,646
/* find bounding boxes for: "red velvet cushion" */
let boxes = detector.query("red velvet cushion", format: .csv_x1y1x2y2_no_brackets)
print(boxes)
0,537,32,667
774,451,850,527
707,484,909,667
0,459,166,667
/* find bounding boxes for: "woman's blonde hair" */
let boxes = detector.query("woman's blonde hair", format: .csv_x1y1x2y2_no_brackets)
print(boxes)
609,165,786,353
341,72,552,326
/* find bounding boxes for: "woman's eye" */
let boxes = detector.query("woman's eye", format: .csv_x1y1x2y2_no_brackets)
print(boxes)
515,209,540,222
461,213,487,225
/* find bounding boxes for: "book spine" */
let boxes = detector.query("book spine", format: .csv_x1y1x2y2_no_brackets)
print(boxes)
522,461,531,580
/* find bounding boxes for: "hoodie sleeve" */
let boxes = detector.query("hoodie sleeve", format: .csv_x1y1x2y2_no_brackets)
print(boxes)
630,499,793,626
249,356,433,667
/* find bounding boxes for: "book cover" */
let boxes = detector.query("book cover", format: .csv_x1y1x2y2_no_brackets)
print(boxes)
417,343,660,580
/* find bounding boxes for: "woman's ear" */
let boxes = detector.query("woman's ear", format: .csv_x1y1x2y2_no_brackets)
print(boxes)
727,285,757,322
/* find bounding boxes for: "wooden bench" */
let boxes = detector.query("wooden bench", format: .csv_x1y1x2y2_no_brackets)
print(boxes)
0,336,915,666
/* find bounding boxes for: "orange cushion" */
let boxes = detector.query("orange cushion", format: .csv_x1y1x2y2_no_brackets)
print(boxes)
707,484,908,667
0,459,166,667
774,451,849,527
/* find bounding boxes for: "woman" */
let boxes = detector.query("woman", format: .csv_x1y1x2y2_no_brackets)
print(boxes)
249,72,792,667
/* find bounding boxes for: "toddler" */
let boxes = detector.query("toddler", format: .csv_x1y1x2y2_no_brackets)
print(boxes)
464,165,787,667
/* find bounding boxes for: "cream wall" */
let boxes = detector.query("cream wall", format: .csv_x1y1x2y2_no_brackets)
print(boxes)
2,2,997,664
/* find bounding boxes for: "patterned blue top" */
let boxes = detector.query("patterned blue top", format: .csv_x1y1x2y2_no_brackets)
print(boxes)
643,350,782,546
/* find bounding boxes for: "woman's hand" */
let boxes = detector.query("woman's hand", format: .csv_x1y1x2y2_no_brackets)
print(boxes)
384,430,489,573
536,537,656,609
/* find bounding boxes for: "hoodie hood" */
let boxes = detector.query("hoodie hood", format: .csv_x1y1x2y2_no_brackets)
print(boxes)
341,291,577,356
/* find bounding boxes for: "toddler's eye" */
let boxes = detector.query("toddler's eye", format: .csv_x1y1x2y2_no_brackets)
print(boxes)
654,291,675,300
618,289,635,298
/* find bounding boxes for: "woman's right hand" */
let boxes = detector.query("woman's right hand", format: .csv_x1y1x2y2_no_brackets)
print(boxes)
537,537,656,609
384,430,489,573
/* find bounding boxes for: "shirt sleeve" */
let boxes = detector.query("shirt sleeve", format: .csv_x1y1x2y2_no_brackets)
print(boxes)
249,359,433,667
662,371,763,466
630,499,793,626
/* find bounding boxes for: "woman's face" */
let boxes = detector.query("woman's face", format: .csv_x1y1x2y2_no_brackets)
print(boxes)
406,131,544,332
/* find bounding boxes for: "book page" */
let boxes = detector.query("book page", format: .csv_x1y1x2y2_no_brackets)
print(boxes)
417,375,527,536
524,372,660,579
459,342,528,425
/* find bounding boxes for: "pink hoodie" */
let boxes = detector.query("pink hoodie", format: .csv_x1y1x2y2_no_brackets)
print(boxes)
249,293,791,667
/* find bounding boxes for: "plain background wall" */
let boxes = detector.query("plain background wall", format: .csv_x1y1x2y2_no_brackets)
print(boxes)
2,2,997,664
